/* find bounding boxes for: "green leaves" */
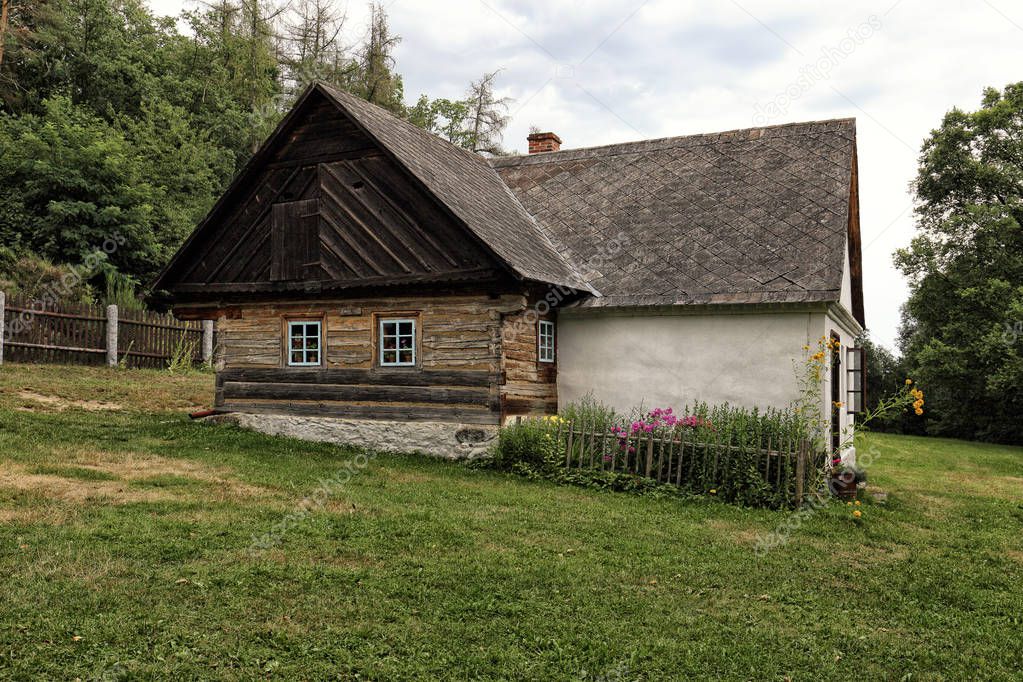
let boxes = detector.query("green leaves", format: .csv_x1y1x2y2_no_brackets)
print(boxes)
899,82,1023,444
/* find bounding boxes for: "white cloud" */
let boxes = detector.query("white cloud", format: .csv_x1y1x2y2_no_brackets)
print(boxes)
145,0,1023,351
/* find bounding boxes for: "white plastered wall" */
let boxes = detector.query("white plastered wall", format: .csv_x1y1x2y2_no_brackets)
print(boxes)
557,302,864,462
557,308,827,415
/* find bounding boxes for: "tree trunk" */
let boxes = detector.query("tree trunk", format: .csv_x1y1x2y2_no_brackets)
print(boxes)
0,0,11,67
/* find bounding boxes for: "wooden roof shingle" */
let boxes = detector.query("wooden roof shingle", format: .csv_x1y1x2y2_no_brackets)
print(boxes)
491,119,858,309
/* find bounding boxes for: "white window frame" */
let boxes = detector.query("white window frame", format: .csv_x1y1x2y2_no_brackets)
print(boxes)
538,320,555,363
286,320,322,367
379,318,417,367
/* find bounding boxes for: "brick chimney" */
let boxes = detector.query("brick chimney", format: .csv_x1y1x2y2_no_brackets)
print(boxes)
527,131,562,154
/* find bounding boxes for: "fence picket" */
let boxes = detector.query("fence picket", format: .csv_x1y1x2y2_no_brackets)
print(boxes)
553,418,819,508
0,292,209,369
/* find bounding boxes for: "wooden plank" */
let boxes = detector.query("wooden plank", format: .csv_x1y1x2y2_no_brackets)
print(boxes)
222,381,490,406
219,400,500,424
217,367,494,388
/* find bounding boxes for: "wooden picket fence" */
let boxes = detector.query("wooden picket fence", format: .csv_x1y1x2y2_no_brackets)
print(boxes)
0,291,213,369
557,421,825,507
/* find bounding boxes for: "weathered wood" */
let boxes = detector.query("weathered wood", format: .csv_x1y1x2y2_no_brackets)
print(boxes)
220,400,500,424
3,341,105,354
106,304,118,367
645,433,654,477
795,440,807,505
223,380,491,406
217,367,494,387
202,320,214,364
565,425,574,468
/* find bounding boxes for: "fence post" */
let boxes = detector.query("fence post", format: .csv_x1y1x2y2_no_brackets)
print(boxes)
795,440,807,506
106,304,118,367
202,319,214,365
645,432,654,477
0,291,5,366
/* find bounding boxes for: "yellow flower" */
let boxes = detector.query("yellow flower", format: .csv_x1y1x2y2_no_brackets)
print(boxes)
854,500,861,506
709,489,717,495
846,501,853,506
905,378,913,385
833,401,844,409
853,510,862,518
915,407,924,416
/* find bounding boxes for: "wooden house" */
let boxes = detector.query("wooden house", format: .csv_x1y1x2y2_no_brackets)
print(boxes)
155,82,865,458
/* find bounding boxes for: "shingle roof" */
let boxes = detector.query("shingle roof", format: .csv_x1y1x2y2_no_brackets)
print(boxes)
319,84,594,293
491,119,857,308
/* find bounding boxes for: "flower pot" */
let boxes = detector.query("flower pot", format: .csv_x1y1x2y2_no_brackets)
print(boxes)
828,471,858,499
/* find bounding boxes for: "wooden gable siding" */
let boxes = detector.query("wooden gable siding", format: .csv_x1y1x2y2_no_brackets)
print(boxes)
163,89,504,295
316,158,496,281
213,294,534,424
267,95,376,167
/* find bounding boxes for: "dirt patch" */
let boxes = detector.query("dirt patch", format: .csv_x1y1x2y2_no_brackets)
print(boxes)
703,518,766,546
0,468,171,504
16,390,122,412
0,452,270,505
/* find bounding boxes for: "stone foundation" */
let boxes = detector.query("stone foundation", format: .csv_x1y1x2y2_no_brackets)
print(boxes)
213,412,499,459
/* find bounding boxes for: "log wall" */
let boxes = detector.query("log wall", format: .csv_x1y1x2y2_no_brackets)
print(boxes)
500,304,558,417
212,293,557,424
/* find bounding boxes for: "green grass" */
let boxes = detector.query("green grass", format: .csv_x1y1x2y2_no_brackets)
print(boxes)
1,364,1021,680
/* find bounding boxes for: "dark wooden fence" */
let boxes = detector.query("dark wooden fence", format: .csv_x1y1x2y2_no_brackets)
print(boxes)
0,291,213,369
557,421,825,507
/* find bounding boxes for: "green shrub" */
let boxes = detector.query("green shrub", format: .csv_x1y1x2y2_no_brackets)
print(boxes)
491,417,565,473
560,395,619,433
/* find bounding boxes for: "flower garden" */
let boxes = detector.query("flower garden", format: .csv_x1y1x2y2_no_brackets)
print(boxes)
491,337,926,509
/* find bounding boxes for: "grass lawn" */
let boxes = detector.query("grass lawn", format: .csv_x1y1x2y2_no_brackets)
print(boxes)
1,364,1022,680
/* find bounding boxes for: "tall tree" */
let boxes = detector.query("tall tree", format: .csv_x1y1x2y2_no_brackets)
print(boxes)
896,82,1023,443
463,70,510,155
353,1,403,114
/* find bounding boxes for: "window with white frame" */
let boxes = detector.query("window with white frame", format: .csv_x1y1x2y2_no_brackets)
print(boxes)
538,320,555,363
287,320,321,366
379,318,416,366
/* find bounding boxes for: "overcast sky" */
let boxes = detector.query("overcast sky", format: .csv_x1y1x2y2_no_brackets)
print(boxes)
149,0,1023,350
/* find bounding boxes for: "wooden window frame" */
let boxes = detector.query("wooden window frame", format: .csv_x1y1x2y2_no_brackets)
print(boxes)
284,318,324,367
829,330,842,452
538,319,555,364
377,316,418,368
846,346,866,415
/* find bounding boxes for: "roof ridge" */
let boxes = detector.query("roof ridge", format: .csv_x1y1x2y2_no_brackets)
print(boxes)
490,117,856,167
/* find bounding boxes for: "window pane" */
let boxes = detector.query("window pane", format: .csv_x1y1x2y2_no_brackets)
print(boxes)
307,350,320,364
399,336,412,349
383,337,396,350
383,322,396,335
399,321,413,335
291,351,303,364
382,350,397,364
398,350,413,364
307,338,318,350
291,337,303,349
